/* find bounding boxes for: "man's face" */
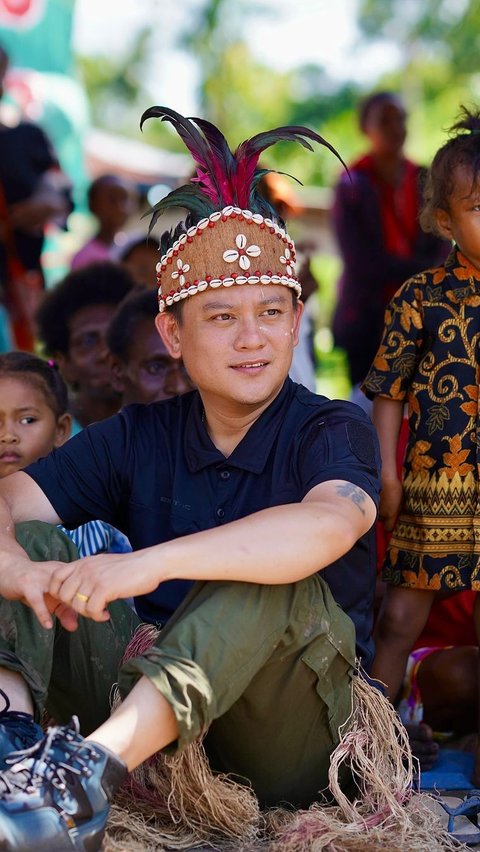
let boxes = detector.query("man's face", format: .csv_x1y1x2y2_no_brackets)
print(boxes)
60,303,119,399
156,284,303,416
113,317,193,406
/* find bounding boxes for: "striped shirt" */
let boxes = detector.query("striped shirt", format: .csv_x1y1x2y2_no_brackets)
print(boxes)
58,520,131,558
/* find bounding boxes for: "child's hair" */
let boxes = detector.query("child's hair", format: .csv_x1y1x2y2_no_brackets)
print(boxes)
0,351,68,418
106,289,158,362
420,104,480,235
35,261,134,356
118,234,160,263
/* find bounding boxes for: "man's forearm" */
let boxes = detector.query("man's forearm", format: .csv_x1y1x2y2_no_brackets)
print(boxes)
49,480,377,618
153,482,376,587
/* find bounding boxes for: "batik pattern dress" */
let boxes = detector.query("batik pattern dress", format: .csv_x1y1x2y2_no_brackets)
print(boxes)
363,246,480,591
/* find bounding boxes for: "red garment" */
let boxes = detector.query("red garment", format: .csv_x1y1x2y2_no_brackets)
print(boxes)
415,592,476,648
0,179,42,351
353,154,420,301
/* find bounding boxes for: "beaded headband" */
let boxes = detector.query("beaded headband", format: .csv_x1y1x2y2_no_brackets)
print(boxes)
140,107,347,312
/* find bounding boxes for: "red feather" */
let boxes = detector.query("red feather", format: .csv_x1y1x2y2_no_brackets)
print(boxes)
234,126,348,208
140,106,347,214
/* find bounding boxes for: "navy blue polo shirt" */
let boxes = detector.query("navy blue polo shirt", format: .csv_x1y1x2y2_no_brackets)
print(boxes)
25,379,380,670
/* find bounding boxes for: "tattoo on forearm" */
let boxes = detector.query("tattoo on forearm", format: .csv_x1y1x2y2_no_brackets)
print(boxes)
335,483,366,515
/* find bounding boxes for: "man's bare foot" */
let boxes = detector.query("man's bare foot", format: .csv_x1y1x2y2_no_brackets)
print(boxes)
404,722,439,771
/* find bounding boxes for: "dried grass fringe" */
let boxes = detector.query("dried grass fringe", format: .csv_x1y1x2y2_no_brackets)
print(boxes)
105,628,465,851
107,623,262,850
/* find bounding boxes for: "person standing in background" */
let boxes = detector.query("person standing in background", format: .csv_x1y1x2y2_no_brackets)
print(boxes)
70,174,137,271
0,44,72,351
331,91,449,411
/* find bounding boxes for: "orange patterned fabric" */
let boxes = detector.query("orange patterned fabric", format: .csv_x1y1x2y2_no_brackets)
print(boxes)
363,246,480,590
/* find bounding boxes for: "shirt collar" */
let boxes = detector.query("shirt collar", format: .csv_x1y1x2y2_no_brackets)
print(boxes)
446,245,480,282
184,379,295,474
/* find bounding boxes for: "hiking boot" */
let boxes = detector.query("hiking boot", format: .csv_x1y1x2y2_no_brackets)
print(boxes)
0,717,127,851
0,689,43,771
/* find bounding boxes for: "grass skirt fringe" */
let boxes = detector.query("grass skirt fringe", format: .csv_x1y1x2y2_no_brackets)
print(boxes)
105,629,464,851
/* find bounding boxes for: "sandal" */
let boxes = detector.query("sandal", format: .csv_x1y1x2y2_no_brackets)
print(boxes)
427,792,480,846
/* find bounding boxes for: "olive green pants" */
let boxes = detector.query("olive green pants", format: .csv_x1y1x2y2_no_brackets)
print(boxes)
0,522,356,808
0,522,140,734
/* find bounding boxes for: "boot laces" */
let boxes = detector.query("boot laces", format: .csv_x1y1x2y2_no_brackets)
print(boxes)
0,716,101,796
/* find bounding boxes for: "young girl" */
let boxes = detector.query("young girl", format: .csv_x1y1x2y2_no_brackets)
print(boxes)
362,105,480,783
0,351,130,556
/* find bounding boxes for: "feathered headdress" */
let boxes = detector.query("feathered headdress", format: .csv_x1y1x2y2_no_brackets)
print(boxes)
141,106,346,312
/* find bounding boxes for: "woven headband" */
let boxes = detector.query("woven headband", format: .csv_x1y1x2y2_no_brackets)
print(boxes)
139,107,347,312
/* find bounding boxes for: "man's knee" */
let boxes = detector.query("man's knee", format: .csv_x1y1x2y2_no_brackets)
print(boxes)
15,521,78,563
0,523,78,721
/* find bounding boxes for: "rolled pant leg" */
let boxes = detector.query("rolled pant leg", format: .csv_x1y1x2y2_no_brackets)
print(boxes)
0,521,140,733
119,574,356,808
47,599,140,734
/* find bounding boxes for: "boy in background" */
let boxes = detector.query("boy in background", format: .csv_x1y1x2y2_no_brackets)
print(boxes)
35,261,134,429
107,288,193,406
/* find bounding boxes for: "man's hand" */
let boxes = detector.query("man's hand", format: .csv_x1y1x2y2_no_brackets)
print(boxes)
45,597,79,632
0,555,79,631
379,477,403,531
48,551,162,621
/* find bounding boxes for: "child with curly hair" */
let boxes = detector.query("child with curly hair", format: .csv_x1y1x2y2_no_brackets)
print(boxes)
363,105,480,782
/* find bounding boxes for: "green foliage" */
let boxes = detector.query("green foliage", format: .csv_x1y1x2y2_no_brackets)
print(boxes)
180,0,271,111
74,0,480,169
288,68,361,129
202,42,293,143
310,253,342,329
75,27,153,135
358,0,480,75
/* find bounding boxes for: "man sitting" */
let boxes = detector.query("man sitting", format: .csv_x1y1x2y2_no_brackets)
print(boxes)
0,108,382,851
